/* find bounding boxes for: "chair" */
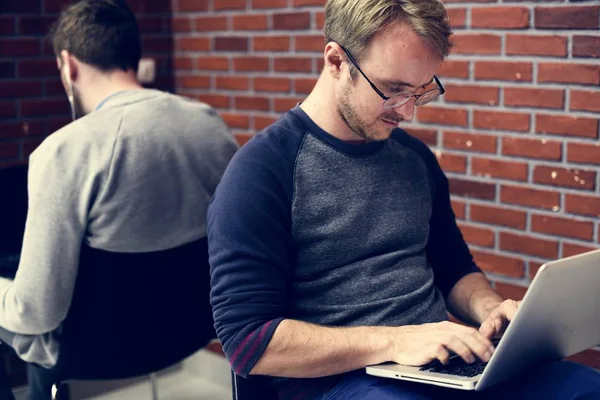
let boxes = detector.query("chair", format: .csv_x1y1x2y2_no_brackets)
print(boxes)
231,371,278,400
45,238,216,399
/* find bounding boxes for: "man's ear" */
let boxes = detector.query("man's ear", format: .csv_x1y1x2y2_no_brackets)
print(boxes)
60,50,78,83
324,42,344,80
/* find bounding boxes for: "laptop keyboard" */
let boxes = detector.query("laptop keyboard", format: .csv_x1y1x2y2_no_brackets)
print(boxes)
419,357,487,377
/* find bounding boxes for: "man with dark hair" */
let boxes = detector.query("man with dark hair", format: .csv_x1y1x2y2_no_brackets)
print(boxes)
0,1,238,398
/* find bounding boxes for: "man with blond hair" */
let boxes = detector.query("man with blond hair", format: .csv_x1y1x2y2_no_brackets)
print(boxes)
207,0,600,399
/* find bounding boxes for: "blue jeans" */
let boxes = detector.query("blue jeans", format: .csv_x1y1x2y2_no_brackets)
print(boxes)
323,361,600,400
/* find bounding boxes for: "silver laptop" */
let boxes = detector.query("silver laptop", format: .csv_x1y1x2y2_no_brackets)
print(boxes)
366,248,600,391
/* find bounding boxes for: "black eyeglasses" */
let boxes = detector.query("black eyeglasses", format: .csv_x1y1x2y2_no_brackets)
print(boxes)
340,46,445,109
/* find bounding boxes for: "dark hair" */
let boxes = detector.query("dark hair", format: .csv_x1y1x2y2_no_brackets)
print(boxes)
48,0,141,72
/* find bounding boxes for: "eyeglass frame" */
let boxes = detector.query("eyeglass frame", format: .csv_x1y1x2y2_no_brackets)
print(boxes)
339,45,445,109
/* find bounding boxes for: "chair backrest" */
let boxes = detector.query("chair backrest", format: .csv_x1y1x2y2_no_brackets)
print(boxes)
231,371,278,400
52,238,215,381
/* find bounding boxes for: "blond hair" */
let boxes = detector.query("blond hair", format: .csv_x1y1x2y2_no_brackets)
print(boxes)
324,0,452,62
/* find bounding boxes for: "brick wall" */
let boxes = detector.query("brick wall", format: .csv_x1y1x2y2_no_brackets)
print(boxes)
171,0,600,367
0,0,175,168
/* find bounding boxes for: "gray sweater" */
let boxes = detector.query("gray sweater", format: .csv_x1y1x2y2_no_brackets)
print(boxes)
0,89,238,367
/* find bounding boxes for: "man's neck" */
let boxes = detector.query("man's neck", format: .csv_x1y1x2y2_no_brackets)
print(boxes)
84,71,143,113
300,74,367,144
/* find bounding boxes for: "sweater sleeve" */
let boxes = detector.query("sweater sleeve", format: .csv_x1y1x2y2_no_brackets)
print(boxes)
207,128,302,377
0,124,110,335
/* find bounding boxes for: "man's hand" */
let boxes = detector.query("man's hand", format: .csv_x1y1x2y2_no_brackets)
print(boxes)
479,299,521,340
390,321,495,366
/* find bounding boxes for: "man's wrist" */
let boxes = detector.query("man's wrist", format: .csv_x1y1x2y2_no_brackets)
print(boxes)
471,291,504,324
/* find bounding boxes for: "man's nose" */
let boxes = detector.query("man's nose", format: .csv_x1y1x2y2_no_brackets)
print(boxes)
392,99,415,122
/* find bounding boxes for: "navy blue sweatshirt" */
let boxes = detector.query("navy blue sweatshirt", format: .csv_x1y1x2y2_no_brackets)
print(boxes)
207,106,481,399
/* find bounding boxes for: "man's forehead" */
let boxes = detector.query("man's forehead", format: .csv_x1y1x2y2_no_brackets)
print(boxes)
379,76,435,89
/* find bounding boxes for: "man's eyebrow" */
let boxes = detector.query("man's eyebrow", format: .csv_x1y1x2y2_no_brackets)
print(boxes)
381,76,435,89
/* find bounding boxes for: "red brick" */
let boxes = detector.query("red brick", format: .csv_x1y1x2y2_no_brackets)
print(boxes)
504,88,564,110
448,178,496,200
416,107,468,127
472,250,525,278
293,0,326,5
535,6,599,29
533,214,594,241
142,37,172,53
443,84,499,106
295,78,317,94
0,38,39,57
501,185,560,211
137,17,165,34
193,94,230,109
474,110,530,132
404,128,438,146
220,113,250,129
315,12,325,29
233,15,268,31
172,18,192,33
316,57,325,72
253,36,291,52
568,143,600,165
255,115,278,130
0,82,42,99
533,165,596,191
529,261,544,280
18,16,55,35
0,61,14,79
45,80,65,96
566,194,600,218
4,0,42,12
458,224,495,248
177,0,209,11
437,60,469,79
235,133,253,146
538,63,600,85
563,242,598,258
197,56,229,71
452,200,466,219
254,77,291,93
570,90,600,113
471,204,526,230
273,12,311,30
216,76,249,91
502,137,562,161
536,115,598,139
178,76,211,89
437,153,467,173
234,57,269,72
274,57,312,73
506,35,567,57
0,122,31,138
474,61,532,82
452,34,501,55
176,37,210,52
472,158,528,182
500,232,558,259
573,36,600,58
447,8,467,29
253,0,287,8
21,99,69,117
0,143,19,159
295,35,325,52
235,96,270,111
195,17,228,32
443,131,496,154
471,7,529,29
214,37,248,52
495,282,527,301
214,0,246,9
0,17,15,35
175,56,194,70
568,349,600,370
274,97,304,113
